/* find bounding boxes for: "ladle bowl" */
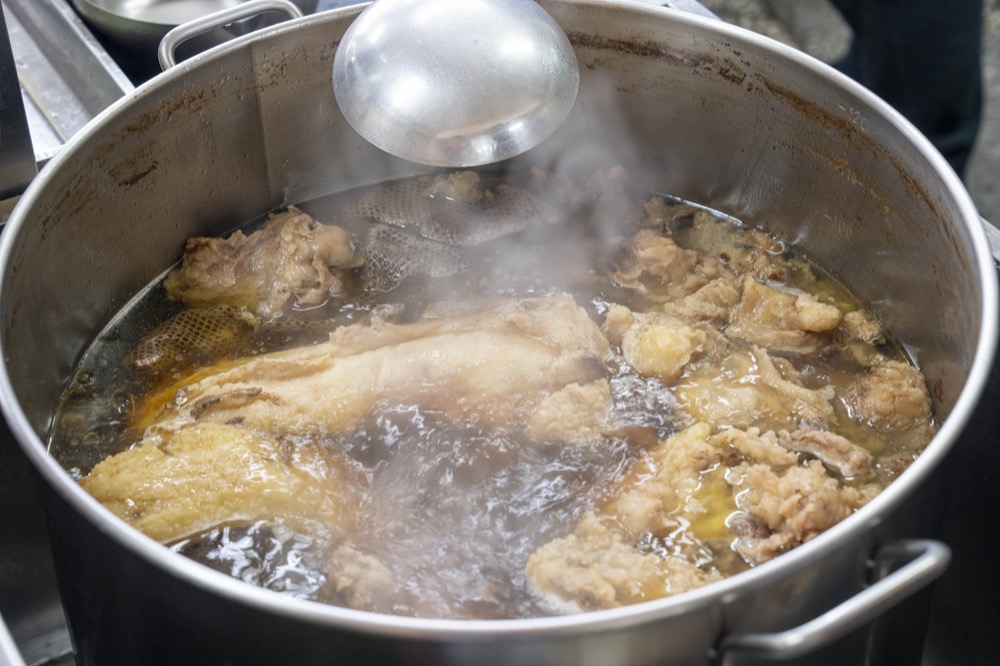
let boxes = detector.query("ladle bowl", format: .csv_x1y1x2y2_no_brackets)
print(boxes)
332,0,580,167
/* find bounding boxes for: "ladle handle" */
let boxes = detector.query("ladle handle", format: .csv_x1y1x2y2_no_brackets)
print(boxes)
158,0,303,71
714,539,950,664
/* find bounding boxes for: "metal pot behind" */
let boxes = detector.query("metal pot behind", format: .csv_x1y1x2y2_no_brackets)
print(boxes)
71,0,319,64
0,2,995,664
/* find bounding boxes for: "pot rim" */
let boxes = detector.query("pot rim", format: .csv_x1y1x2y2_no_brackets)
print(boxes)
1,0,996,637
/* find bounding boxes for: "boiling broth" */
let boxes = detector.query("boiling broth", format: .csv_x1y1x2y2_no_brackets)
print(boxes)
49,168,934,618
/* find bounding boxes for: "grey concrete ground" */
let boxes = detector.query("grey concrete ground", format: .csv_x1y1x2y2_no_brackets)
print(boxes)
701,0,1000,228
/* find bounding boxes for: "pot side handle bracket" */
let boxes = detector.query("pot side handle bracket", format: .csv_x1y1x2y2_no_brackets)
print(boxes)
980,217,1000,269
711,539,950,665
158,0,304,70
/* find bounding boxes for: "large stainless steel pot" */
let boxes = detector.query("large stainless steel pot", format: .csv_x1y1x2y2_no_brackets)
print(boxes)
0,1,996,664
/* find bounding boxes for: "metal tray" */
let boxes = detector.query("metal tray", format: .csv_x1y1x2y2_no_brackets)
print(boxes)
0,0,132,194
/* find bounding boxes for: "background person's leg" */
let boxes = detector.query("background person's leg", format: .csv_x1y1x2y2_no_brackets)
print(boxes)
831,0,984,177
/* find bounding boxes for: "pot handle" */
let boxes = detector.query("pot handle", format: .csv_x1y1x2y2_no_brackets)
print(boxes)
158,0,304,71
713,539,950,665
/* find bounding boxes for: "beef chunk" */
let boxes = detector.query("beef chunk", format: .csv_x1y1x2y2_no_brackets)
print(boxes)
842,358,932,432
164,206,356,320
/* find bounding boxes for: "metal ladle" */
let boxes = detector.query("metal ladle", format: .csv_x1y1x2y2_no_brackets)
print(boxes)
332,0,580,167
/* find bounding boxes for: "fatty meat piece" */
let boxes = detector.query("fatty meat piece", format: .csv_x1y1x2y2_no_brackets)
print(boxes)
136,293,611,439
80,421,355,543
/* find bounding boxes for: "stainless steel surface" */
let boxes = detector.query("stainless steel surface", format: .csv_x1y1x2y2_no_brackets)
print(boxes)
0,1,996,664
2,0,133,165
716,540,950,664
332,0,580,166
0,614,26,666
0,414,70,666
158,0,302,69
0,6,35,199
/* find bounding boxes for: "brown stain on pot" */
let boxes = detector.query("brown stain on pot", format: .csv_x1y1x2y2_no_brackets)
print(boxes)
758,77,939,221
109,140,164,188
716,59,747,86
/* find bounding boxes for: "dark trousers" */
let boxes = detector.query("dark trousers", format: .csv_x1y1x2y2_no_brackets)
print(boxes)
831,0,984,177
